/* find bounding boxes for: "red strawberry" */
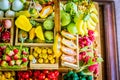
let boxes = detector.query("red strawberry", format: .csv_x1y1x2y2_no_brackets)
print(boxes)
94,66,99,75
1,31,10,42
22,57,28,62
2,55,11,61
88,30,94,36
9,60,15,66
13,49,19,54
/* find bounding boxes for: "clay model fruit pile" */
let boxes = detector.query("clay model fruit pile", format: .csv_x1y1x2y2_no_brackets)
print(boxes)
30,47,56,64
17,70,59,80
0,44,29,69
16,17,54,43
0,71,15,80
0,19,12,43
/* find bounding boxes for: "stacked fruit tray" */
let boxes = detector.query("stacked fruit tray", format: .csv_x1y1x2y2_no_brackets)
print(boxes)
0,0,103,80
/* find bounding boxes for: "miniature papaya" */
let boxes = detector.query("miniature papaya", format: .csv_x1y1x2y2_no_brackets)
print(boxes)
15,15,32,31
39,6,53,18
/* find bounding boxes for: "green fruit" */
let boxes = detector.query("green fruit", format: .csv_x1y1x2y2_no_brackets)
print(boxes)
81,77,86,80
87,75,93,80
77,71,85,76
43,19,54,30
61,10,71,26
67,23,78,34
44,31,54,41
67,71,74,77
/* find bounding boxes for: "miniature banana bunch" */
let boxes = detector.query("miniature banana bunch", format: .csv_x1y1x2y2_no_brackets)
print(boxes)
76,2,99,36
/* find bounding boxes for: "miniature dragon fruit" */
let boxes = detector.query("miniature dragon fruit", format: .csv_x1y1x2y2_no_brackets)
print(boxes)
2,55,11,62
1,31,11,42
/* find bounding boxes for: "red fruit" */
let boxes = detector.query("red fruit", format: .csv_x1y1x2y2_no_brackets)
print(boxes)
94,66,99,75
88,64,98,72
19,78,24,80
34,70,40,78
28,70,32,76
22,57,28,62
24,72,29,79
18,72,23,77
43,70,49,74
9,60,15,66
38,73,45,80
0,52,2,57
88,30,94,36
2,55,11,61
53,70,59,77
49,72,55,79
13,49,19,54
3,19,12,29
88,35,95,42
83,56,90,63
22,51,28,55
1,46,6,51
53,78,58,80
1,31,10,42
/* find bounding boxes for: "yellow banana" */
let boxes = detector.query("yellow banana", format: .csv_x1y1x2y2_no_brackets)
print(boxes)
83,22,88,35
53,33,62,58
90,13,99,23
88,17,97,27
76,20,85,36
86,20,95,30
90,3,98,15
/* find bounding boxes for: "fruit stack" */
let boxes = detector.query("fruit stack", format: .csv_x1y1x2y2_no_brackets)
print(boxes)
17,70,59,80
0,19,13,45
0,71,15,80
30,47,58,69
0,45,29,69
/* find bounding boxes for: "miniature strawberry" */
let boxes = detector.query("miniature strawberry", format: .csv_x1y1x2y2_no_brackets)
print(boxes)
16,60,22,66
88,30,94,36
83,56,90,63
1,61,8,67
22,57,28,62
14,53,21,60
94,65,99,75
9,60,15,66
88,64,98,72
2,55,11,62
13,48,19,54
1,31,10,42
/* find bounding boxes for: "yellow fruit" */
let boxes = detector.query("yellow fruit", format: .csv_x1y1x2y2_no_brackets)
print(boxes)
42,48,47,54
33,52,38,58
48,55,53,60
88,17,96,27
90,13,98,23
4,72,11,79
44,59,49,63
29,55,34,61
76,20,85,36
36,48,42,54
47,48,53,54
39,54,43,58
11,71,15,76
0,72,2,75
35,26,45,41
50,59,55,64
42,53,48,59
86,20,95,30
34,47,39,52
83,22,88,35
9,77,15,80
1,75,5,80
38,58,43,64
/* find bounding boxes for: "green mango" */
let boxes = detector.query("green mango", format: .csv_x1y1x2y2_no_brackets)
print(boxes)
61,10,71,27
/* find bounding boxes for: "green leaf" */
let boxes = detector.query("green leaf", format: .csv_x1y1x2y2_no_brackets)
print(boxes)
96,57,103,63
87,52,94,57
87,58,95,65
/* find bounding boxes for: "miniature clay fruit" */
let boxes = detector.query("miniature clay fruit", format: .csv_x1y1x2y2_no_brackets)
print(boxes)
33,52,38,58
29,55,34,61
42,48,47,54
47,48,52,54
3,19,12,29
50,58,55,64
44,59,49,63
38,58,43,64
1,31,10,42
48,55,53,60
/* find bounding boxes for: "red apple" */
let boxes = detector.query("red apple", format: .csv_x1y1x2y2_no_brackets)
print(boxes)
43,70,49,74
53,70,59,77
